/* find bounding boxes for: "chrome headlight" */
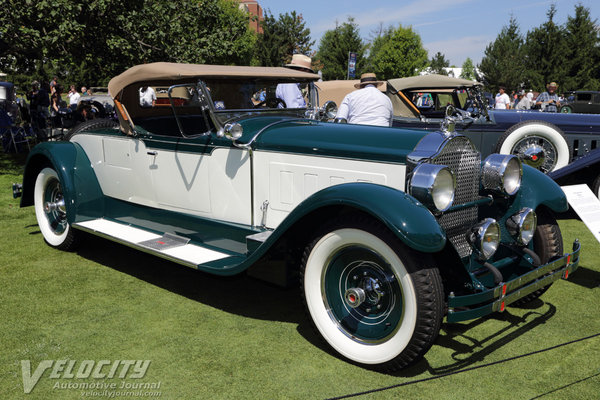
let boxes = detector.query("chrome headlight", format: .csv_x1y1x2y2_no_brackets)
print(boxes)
409,164,456,212
467,218,501,260
506,208,537,245
481,154,522,196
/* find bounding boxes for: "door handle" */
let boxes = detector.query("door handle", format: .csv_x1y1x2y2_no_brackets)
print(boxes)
147,151,157,156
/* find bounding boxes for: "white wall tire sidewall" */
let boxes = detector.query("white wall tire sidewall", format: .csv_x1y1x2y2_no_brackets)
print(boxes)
499,124,570,171
304,228,417,365
34,168,70,247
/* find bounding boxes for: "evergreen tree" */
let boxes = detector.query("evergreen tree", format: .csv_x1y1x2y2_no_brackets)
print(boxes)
429,52,450,75
522,4,568,91
256,10,314,67
562,5,600,91
460,58,476,80
315,18,365,80
478,16,524,93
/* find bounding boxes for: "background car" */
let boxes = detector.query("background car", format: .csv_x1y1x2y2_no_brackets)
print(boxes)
560,91,600,114
15,62,580,371
318,75,600,174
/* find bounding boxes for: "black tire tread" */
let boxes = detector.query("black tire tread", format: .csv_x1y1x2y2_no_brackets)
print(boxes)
64,118,118,141
299,214,443,372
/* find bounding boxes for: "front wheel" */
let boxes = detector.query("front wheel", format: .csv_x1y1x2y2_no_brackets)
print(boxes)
300,217,443,371
559,105,573,113
34,167,79,250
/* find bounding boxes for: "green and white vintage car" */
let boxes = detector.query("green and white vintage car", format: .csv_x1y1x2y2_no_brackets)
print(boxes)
15,63,581,371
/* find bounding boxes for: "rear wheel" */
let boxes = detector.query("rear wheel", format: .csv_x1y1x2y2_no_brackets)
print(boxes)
496,120,571,173
559,105,573,113
300,216,443,371
34,167,79,250
64,118,118,141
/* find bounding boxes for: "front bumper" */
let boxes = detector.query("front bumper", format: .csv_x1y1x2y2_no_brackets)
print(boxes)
447,240,581,322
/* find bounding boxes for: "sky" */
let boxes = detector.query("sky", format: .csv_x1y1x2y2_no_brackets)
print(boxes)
254,0,598,67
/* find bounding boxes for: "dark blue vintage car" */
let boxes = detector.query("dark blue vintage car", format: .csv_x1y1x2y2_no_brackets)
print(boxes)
317,75,600,174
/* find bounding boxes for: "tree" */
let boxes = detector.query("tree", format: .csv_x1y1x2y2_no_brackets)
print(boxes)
460,58,476,80
562,5,600,91
0,0,257,88
522,4,568,91
478,16,525,93
368,24,428,80
315,18,365,80
429,52,450,75
256,10,314,67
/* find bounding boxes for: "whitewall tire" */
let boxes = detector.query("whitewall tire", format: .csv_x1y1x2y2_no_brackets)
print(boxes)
300,217,443,371
496,120,571,173
34,167,79,250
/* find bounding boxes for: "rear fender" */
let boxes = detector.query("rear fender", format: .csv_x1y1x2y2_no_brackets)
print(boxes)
20,142,104,223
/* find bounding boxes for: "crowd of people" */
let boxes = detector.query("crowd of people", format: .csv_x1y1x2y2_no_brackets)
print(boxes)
495,82,565,112
23,76,95,139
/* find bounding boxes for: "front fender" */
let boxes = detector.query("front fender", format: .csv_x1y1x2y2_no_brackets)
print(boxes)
515,165,568,212
277,182,447,253
20,141,104,223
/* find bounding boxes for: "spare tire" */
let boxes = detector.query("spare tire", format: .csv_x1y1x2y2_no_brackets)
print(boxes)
495,120,571,173
64,118,119,141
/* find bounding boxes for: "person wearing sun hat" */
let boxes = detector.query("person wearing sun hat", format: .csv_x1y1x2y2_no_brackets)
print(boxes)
535,81,561,112
335,72,393,127
275,54,314,108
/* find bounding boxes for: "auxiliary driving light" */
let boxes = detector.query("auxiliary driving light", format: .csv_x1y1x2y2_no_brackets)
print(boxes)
481,154,522,196
409,164,456,212
467,218,501,260
506,208,537,245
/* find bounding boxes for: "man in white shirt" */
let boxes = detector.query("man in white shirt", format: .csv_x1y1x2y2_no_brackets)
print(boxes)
276,54,313,108
67,85,80,110
335,73,393,127
139,86,156,107
494,86,511,110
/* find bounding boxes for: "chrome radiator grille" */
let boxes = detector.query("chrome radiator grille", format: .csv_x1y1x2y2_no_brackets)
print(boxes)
432,136,481,258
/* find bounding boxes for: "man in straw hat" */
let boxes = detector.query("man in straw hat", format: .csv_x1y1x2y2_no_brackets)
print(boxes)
275,54,314,108
535,82,561,112
335,72,393,127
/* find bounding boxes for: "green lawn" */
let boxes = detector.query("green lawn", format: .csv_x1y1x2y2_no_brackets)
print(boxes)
1,151,599,399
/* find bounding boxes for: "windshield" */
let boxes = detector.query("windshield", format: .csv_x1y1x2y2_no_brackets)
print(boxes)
201,78,315,125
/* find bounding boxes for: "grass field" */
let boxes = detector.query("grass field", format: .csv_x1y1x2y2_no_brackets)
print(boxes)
1,151,599,399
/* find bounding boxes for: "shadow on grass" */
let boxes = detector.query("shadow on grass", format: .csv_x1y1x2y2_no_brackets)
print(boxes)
0,152,27,175
429,303,557,375
74,232,307,325
566,265,600,289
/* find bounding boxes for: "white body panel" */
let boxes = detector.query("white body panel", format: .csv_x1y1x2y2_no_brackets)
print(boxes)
253,151,406,228
73,135,252,225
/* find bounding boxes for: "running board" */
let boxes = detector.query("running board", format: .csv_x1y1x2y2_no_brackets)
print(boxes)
73,218,235,269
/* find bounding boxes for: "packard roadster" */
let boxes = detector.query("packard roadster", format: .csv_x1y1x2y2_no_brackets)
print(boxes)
14,63,580,371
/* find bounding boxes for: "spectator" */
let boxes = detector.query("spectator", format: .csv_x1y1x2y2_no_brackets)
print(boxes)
276,54,313,108
67,85,80,111
335,72,393,127
50,84,66,127
494,86,511,110
139,86,156,107
515,90,532,110
535,82,561,112
81,86,89,96
50,76,58,95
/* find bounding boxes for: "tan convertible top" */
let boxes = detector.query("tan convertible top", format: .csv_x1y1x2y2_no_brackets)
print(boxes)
315,80,387,105
108,62,320,98
387,75,481,92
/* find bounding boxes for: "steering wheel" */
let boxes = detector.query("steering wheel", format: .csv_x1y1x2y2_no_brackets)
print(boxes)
254,97,286,109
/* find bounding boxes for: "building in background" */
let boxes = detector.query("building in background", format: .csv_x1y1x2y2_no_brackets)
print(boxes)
235,0,263,33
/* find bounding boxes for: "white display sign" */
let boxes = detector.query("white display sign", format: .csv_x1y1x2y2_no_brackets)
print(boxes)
561,184,600,244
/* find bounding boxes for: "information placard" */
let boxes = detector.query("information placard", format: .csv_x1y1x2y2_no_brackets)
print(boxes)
561,184,600,243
